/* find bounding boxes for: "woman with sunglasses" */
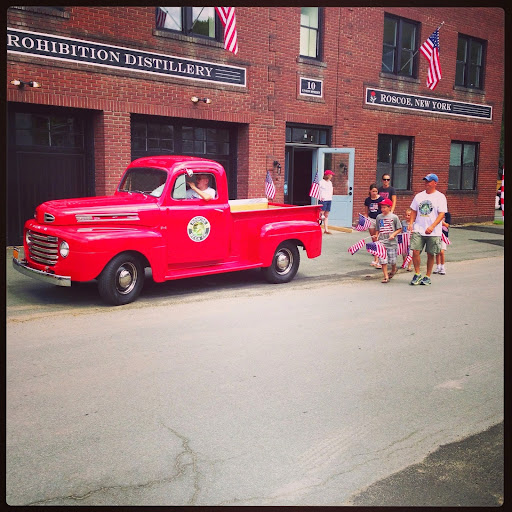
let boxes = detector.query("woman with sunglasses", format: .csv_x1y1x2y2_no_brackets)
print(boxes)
378,174,397,213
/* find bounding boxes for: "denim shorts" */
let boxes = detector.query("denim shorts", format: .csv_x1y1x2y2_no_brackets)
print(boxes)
410,231,442,255
320,200,332,212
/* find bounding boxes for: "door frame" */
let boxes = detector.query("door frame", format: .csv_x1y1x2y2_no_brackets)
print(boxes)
316,147,355,228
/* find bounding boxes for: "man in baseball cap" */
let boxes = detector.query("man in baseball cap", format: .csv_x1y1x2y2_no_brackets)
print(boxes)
408,172,447,285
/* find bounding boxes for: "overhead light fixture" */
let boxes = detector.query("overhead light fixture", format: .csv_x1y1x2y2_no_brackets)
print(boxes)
10,79,41,89
191,96,211,104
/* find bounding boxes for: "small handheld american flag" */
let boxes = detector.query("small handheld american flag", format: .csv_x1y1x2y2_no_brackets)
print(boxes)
366,241,387,259
397,232,410,256
441,230,451,245
309,171,321,199
348,238,367,255
265,170,276,199
402,250,413,269
356,213,372,232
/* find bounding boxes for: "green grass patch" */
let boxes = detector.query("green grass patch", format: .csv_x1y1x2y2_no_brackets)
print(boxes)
493,219,504,225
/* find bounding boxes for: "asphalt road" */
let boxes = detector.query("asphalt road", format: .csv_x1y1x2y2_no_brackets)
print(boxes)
6,233,504,506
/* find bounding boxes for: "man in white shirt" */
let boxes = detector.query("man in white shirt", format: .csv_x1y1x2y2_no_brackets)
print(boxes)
408,173,447,286
186,174,216,201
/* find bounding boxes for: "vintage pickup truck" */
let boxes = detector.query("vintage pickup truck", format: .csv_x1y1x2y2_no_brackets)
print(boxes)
13,155,323,305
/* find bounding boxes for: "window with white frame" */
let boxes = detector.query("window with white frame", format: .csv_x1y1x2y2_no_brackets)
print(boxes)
300,7,322,59
156,7,221,40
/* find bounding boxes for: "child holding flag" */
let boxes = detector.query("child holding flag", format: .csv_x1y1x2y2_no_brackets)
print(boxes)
433,211,451,275
373,198,403,283
364,183,384,267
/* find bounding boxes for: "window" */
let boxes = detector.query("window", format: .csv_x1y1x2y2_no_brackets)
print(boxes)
382,14,419,78
377,135,413,190
182,127,230,156
131,121,174,155
119,167,168,197
15,113,84,149
286,125,329,145
449,141,478,190
172,172,217,200
156,7,220,41
456,35,485,89
300,7,322,59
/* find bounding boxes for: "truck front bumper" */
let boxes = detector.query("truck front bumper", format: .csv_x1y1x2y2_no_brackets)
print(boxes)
12,247,71,287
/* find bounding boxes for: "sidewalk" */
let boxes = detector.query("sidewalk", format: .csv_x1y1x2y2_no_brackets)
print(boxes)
299,221,504,282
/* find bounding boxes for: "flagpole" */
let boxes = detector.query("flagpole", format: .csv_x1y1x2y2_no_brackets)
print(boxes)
400,21,445,73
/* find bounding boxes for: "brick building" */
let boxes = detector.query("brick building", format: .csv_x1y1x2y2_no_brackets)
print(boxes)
6,6,504,245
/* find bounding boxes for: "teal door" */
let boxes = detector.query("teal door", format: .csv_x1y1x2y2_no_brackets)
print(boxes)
316,148,355,228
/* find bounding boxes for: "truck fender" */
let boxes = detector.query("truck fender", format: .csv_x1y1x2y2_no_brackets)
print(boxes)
259,220,321,266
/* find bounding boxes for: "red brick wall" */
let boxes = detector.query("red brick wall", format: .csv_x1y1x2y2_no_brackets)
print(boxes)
7,6,504,223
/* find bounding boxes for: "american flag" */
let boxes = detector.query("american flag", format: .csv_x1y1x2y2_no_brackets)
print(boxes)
402,250,413,269
441,230,451,245
215,7,239,55
356,213,372,232
348,238,367,255
265,170,276,199
309,171,321,199
419,29,442,90
366,241,387,259
501,167,505,217
397,232,410,256
156,7,167,27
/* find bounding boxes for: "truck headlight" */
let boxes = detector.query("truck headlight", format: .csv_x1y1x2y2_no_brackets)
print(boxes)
59,241,70,258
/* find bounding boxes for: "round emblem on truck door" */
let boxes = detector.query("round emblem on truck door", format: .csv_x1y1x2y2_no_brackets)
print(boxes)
187,216,211,242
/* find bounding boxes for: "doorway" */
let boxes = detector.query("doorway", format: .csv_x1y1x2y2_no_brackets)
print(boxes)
284,147,316,206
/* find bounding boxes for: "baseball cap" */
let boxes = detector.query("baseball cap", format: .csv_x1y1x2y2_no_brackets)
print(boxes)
380,198,393,207
423,173,439,182
324,170,334,176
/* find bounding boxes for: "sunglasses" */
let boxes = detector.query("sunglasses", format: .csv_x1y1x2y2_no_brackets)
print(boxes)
382,178,391,181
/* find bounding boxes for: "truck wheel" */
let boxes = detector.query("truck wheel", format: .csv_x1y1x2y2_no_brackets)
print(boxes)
263,242,300,284
98,253,144,305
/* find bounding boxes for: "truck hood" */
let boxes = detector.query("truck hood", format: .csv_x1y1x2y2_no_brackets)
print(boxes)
34,194,159,226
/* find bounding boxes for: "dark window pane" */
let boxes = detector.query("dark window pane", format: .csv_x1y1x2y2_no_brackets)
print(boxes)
383,17,397,46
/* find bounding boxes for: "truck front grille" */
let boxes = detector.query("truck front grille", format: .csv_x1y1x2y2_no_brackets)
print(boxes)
27,230,59,266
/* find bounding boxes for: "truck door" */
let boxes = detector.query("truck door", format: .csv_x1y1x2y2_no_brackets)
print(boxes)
163,172,231,266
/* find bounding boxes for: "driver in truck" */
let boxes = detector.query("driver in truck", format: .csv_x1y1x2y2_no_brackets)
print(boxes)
186,173,216,200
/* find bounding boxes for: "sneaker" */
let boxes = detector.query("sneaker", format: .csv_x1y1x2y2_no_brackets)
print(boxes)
420,276,432,286
438,266,446,275
433,266,439,274
410,273,423,285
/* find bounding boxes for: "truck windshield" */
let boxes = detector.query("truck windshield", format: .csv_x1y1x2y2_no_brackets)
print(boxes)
119,168,168,197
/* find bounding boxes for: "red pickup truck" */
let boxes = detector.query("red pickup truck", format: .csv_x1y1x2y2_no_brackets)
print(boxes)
13,156,323,305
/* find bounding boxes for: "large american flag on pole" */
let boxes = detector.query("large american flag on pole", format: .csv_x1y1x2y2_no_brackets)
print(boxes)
309,171,321,199
356,213,372,232
419,28,442,90
366,241,387,259
348,238,367,255
215,7,239,55
156,7,167,27
265,170,276,199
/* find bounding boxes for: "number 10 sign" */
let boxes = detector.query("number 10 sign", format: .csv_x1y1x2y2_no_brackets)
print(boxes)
300,77,323,98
